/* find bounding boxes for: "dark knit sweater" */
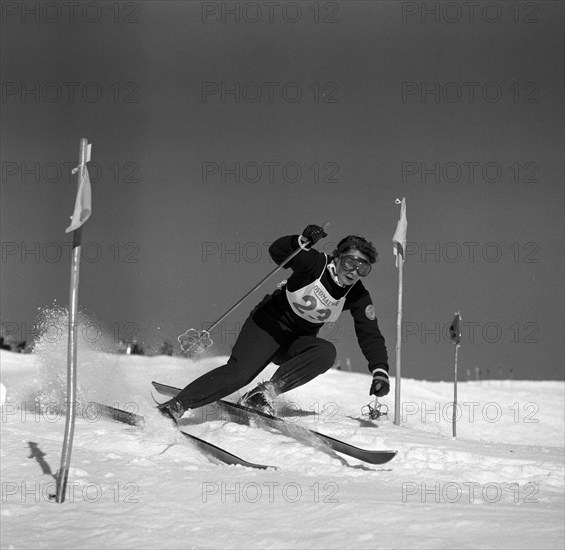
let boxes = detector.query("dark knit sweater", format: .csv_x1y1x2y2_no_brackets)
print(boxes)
249,235,389,374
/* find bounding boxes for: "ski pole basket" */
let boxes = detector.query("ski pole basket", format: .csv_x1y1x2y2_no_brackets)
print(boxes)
361,400,389,421
178,328,213,354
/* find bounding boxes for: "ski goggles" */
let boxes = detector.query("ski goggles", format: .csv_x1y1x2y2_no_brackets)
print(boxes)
339,255,372,276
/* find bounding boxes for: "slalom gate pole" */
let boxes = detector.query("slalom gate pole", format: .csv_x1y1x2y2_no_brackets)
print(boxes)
393,250,403,426
449,311,462,439
55,138,88,503
391,197,407,427
452,342,460,438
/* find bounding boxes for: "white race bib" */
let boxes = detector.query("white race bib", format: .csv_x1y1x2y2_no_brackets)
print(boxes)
286,279,346,324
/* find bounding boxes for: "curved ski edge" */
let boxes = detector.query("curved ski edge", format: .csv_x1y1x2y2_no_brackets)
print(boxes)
218,399,398,466
151,381,398,465
94,400,276,470
180,431,276,470
93,402,145,427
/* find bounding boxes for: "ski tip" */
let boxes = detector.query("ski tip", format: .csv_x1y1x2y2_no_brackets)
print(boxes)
150,390,165,405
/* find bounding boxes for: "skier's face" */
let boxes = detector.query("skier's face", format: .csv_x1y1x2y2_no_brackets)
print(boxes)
336,249,371,286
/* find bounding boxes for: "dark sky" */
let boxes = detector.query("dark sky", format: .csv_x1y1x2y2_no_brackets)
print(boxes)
1,1,563,380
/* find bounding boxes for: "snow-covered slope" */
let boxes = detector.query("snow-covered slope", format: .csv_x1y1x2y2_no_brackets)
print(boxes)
1,348,563,550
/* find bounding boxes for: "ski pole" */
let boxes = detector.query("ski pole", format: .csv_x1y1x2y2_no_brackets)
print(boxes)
178,223,329,354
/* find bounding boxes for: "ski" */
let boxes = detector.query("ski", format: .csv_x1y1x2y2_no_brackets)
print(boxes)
151,381,398,466
93,402,275,470
93,402,146,427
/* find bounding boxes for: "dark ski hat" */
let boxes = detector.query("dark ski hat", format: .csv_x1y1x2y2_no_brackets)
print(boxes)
333,235,378,264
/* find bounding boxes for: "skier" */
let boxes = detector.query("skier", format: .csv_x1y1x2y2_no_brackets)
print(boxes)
158,224,390,420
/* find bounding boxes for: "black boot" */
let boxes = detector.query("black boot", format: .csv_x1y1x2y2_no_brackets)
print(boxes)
157,397,185,424
238,382,276,416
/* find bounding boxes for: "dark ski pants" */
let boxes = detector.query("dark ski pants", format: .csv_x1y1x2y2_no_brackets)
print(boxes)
175,316,336,410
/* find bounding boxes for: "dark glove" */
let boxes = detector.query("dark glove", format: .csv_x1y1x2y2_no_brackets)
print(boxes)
369,367,390,397
302,224,327,246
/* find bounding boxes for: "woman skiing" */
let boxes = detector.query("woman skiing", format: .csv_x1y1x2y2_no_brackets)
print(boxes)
158,224,390,420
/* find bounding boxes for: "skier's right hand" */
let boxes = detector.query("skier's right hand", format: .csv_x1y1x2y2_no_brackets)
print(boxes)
302,224,328,246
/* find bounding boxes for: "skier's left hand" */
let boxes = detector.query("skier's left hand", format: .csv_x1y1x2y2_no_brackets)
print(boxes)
302,224,328,246
369,368,390,397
